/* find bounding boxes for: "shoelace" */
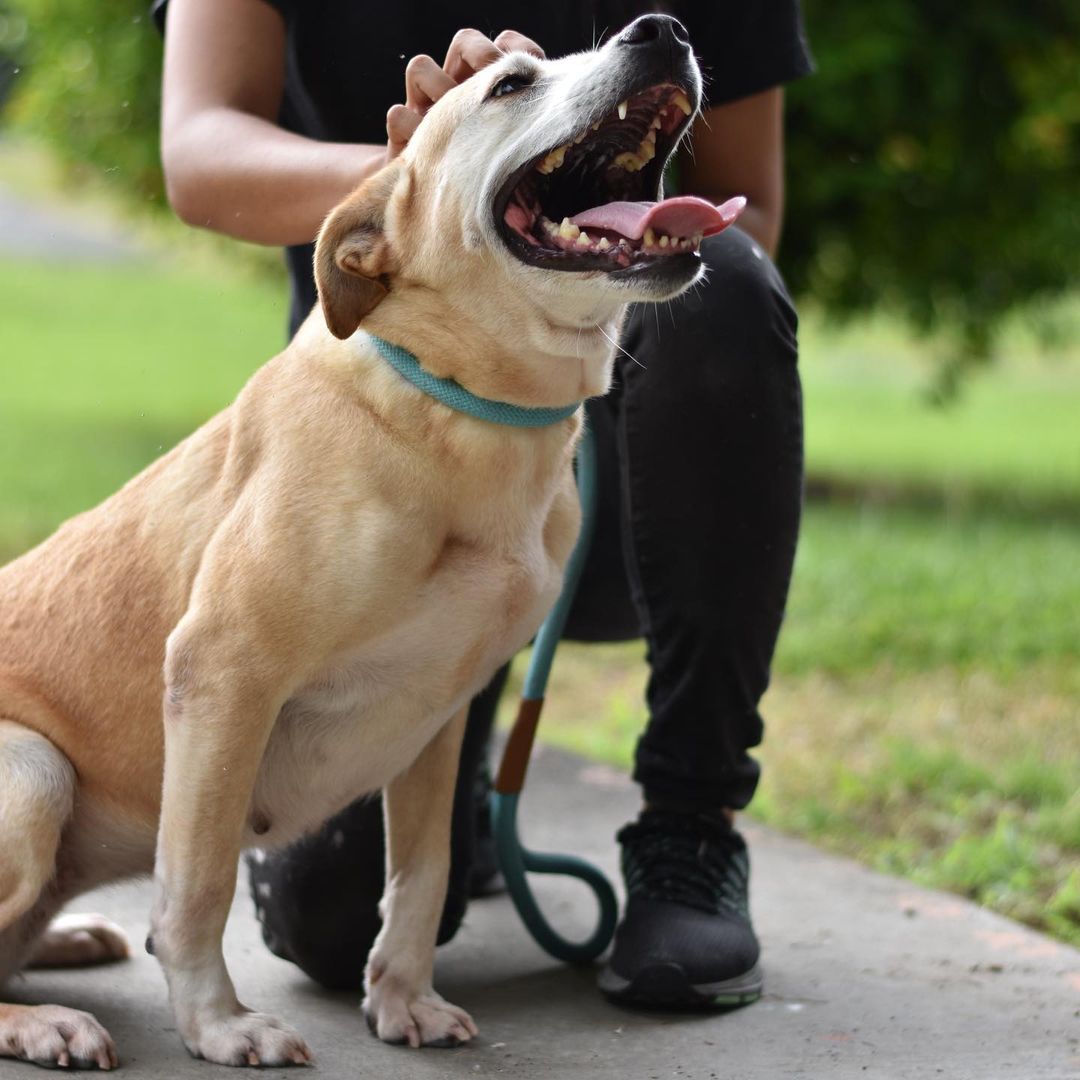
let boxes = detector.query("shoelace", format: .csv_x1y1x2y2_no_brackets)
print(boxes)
618,812,750,917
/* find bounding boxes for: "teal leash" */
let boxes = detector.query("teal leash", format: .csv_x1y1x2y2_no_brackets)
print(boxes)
492,424,619,964
367,333,580,428
368,332,617,964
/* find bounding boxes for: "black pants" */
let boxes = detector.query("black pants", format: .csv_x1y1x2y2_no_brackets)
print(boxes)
249,227,803,989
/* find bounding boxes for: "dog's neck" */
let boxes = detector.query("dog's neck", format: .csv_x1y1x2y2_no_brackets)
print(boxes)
365,334,581,427
356,287,620,410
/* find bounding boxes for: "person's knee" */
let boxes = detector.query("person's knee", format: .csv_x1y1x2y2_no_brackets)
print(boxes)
247,800,387,991
622,225,800,411
247,792,471,991
688,226,798,350
249,846,466,992
622,223,807,429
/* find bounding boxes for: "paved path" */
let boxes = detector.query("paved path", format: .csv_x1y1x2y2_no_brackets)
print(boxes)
6,746,1078,1080
0,184,142,262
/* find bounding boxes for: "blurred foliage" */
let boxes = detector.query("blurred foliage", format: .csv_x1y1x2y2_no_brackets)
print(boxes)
785,0,1080,391
3,0,1078,385
4,0,162,202
0,1,25,109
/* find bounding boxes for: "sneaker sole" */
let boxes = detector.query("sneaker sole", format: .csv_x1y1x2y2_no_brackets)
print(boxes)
598,960,763,1009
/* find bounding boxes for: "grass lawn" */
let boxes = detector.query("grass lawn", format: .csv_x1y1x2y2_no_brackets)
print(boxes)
801,308,1080,511
0,245,1077,948
0,258,284,557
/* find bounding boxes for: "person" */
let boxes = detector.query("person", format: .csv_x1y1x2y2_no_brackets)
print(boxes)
155,0,811,1009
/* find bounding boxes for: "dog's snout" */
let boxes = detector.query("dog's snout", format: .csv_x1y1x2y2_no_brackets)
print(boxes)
617,14,690,51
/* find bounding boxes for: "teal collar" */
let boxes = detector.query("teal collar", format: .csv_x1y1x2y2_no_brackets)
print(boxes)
367,334,581,429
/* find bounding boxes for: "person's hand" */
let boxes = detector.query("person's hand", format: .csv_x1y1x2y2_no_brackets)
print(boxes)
386,29,545,160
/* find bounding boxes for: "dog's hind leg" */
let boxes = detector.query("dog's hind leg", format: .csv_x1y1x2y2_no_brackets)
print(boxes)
0,718,120,1070
0,720,73,941
27,913,131,970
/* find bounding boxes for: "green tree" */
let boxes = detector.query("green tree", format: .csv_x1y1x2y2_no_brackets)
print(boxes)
783,0,1079,387
7,0,163,201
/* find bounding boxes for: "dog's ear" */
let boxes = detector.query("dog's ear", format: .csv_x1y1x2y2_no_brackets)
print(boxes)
315,163,404,339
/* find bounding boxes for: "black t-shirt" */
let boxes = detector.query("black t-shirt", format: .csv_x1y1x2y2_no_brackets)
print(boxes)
154,0,812,333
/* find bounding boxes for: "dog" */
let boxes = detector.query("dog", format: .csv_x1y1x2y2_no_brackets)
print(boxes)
0,14,743,1068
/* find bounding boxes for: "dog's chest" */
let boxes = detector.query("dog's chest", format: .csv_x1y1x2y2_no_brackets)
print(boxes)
250,533,561,844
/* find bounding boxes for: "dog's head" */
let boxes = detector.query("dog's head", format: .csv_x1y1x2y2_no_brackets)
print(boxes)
316,15,744,342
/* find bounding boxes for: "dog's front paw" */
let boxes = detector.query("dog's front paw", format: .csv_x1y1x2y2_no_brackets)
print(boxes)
0,1004,118,1070
183,1011,313,1067
363,981,477,1049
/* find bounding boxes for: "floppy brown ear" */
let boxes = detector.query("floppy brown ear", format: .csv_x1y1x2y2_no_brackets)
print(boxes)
315,163,403,339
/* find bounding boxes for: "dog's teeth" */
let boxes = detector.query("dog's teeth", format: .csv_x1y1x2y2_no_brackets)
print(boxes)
644,127,657,145
559,218,580,241
617,100,628,120
592,122,601,131
672,91,692,116
651,115,663,130
536,145,569,174
613,151,643,172
597,237,611,251
576,231,592,247
659,235,669,248
644,227,656,247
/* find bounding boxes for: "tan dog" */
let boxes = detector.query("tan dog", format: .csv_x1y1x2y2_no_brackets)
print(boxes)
0,15,741,1069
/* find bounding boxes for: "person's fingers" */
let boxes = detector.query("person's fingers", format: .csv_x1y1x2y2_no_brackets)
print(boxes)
443,28,502,83
493,29,545,60
385,103,421,160
404,53,457,112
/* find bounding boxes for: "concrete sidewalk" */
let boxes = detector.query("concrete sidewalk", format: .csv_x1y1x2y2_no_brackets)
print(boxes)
7,745,1079,1080
0,183,142,262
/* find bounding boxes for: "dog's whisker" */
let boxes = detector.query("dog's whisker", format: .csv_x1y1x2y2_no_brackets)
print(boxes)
597,322,643,368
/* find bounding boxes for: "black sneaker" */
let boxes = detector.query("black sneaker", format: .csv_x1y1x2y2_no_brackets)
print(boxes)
598,809,763,1008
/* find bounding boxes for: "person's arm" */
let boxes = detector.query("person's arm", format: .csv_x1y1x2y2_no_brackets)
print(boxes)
160,1,542,246
160,0,386,244
678,88,786,258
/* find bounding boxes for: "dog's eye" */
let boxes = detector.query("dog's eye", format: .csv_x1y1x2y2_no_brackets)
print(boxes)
490,72,532,99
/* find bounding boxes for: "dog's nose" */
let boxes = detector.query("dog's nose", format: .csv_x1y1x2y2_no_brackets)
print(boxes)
617,14,691,51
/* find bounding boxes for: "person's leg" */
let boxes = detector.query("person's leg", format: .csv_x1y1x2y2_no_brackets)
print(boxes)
599,226,803,1006
248,664,510,991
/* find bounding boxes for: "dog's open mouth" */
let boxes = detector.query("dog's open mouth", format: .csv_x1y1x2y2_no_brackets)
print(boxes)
494,83,744,272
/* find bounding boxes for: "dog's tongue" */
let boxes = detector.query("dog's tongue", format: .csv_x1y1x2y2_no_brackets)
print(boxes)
571,195,746,240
